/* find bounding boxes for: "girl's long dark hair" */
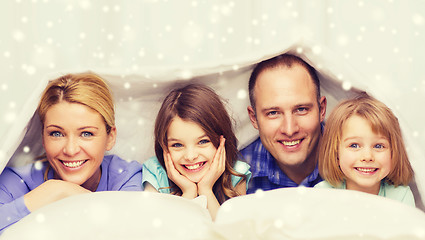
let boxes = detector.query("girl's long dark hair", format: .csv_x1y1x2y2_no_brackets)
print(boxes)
154,83,246,204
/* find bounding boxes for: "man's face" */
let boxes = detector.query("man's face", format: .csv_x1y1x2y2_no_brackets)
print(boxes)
248,65,326,171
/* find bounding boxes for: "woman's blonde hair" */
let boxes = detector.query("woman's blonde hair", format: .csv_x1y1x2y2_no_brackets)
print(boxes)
37,73,115,133
319,93,413,187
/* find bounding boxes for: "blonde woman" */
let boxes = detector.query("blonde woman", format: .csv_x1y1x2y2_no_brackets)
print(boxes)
0,73,143,233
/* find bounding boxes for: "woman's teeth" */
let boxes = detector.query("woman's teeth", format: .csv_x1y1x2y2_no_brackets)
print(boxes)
62,160,86,168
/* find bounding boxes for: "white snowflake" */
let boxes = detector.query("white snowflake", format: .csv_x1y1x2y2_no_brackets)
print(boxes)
296,47,303,54
342,81,352,91
412,14,424,25
274,219,284,228
180,70,193,79
4,111,16,123
237,89,247,100
152,218,162,228
254,189,265,198
13,30,25,42
23,146,30,153
102,5,110,12
34,161,43,170
337,35,349,46
312,45,322,55
137,118,145,126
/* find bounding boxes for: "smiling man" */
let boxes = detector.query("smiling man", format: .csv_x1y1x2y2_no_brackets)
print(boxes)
241,54,327,193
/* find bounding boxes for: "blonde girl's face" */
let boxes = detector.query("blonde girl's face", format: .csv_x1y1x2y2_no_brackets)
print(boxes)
42,101,116,190
338,115,392,195
167,117,217,183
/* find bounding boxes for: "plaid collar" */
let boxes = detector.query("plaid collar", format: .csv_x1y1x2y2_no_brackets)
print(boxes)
243,137,321,187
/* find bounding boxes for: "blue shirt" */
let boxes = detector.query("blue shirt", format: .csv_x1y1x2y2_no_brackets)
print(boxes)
240,137,322,194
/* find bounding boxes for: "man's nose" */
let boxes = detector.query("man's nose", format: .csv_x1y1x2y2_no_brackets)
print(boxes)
279,114,299,137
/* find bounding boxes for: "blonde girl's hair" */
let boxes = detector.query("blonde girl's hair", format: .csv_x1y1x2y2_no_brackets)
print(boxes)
154,83,247,204
318,93,413,187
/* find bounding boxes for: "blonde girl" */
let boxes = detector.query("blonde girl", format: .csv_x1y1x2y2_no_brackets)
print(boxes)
316,93,414,206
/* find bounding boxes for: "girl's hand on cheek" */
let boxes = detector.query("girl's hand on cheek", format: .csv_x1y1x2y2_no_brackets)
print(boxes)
163,151,197,199
198,136,226,195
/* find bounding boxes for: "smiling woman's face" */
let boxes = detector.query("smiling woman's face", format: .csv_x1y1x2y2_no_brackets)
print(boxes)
42,101,116,191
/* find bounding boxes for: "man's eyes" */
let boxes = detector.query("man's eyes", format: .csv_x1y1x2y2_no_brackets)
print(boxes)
295,107,308,114
266,111,278,116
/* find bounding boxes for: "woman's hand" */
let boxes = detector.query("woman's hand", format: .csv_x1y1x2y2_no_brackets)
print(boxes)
197,136,226,195
24,179,90,212
163,151,197,199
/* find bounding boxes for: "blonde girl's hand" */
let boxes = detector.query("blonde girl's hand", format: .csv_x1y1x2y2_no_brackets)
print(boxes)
197,136,226,195
163,150,197,199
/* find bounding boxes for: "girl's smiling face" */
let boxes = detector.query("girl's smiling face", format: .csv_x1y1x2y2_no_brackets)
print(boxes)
42,101,116,191
338,115,392,195
167,117,217,183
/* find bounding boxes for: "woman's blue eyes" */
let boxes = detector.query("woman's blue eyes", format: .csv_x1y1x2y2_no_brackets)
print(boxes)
48,131,93,138
81,132,93,138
